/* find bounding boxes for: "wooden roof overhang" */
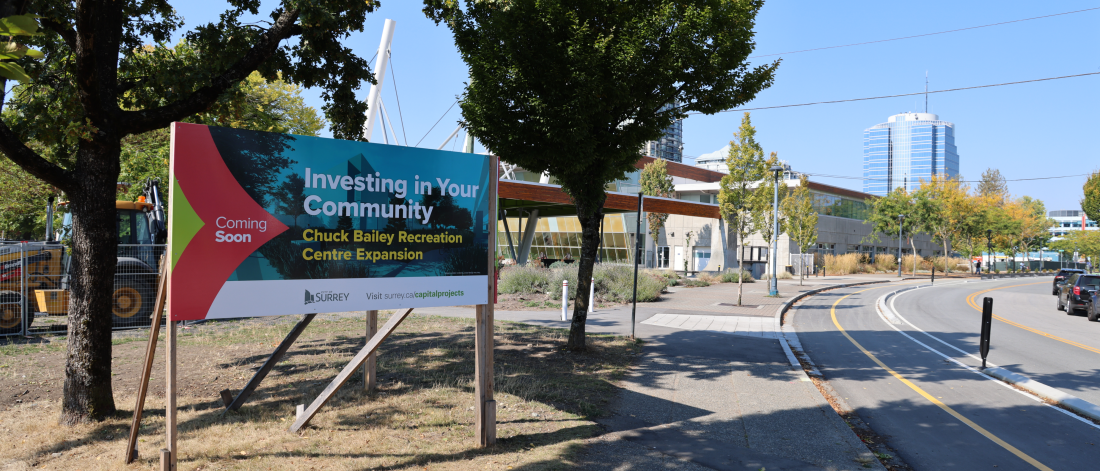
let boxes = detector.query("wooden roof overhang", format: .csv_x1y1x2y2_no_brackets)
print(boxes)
498,179,719,219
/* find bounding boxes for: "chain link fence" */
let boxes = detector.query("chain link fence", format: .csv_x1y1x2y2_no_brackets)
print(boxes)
0,242,165,337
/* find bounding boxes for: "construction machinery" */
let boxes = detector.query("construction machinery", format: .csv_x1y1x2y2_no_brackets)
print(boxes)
0,179,166,335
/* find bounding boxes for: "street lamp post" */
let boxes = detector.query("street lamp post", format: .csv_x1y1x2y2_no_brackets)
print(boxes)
769,165,782,296
1074,241,1079,270
986,229,993,274
897,214,905,277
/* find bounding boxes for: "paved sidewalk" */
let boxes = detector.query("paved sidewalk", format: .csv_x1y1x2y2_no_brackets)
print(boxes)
418,275,905,470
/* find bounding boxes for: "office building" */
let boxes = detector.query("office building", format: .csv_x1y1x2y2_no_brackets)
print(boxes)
863,112,959,196
644,104,683,163
1049,210,1098,238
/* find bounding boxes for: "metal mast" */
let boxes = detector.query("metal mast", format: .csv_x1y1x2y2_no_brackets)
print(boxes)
363,19,396,142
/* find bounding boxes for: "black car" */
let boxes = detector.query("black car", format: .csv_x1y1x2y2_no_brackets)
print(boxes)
1053,269,1085,295
1057,274,1100,314
1089,291,1100,322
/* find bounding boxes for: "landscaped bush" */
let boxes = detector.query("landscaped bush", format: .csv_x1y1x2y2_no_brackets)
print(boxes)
825,253,862,275
760,271,793,280
901,254,924,273
500,264,668,303
681,278,711,287
720,270,754,283
927,256,970,273
499,266,552,294
873,256,897,273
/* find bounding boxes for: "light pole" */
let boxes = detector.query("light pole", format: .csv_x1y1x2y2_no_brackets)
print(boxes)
986,229,993,273
769,165,782,296
897,214,905,277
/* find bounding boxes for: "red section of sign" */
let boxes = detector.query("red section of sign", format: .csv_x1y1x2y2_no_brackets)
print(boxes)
169,123,288,320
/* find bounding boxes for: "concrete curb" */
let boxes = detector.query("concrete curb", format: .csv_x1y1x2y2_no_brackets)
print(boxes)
982,367,1100,423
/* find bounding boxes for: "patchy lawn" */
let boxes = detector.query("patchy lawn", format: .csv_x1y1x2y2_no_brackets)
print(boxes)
0,312,638,470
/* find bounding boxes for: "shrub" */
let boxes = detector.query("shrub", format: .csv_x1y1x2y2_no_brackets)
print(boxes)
901,254,924,273
682,278,710,287
498,266,551,294
825,253,862,275
873,255,897,273
698,272,721,284
548,261,567,269
720,270,754,283
760,271,793,280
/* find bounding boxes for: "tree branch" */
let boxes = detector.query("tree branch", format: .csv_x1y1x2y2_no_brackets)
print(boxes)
119,9,302,136
39,17,77,51
0,120,75,191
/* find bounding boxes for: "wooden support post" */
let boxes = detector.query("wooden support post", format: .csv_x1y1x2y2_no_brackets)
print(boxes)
476,154,498,447
363,310,378,391
164,318,177,471
123,260,168,464
290,308,414,433
223,313,317,412
475,304,496,446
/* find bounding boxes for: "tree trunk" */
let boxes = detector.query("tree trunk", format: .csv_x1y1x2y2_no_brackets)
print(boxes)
909,238,918,276
736,220,744,306
566,199,605,352
943,238,950,275
60,142,121,425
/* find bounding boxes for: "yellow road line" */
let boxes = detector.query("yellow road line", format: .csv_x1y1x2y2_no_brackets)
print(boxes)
964,282,1100,356
830,286,1054,471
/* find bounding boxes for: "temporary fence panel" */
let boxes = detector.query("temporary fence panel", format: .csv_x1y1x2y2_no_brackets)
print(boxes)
0,242,166,336
789,253,813,276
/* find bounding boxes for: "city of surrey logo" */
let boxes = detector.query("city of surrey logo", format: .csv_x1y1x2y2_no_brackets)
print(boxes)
304,290,350,305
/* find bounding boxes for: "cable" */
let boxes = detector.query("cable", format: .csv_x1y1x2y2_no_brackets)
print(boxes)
750,7,1100,58
389,53,410,146
691,71,1100,115
803,172,1091,183
414,100,458,147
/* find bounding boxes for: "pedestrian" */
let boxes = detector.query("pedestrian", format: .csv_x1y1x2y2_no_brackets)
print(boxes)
975,259,981,275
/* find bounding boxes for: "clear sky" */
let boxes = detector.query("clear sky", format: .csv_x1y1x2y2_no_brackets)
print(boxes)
177,1,1100,211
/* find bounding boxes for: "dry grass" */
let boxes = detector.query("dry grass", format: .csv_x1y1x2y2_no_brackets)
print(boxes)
927,256,970,273
901,254,925,274
824,254,862,275
0,313,638,470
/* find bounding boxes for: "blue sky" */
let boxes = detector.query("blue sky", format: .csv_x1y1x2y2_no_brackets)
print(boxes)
177,1,1100,211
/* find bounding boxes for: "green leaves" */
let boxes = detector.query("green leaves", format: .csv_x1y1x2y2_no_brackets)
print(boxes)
1083,171,1100,224
0,15,41,37
0,15,45,84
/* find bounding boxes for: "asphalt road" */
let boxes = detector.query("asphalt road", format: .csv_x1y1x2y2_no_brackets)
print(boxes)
792,279,1100,471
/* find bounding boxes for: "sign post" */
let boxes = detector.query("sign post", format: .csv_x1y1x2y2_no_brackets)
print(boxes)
980,297,993,368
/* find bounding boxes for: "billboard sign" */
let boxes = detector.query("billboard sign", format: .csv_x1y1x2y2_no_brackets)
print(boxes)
167,123,493,321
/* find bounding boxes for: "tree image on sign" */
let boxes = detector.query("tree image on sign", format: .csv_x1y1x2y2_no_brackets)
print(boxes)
640,159,674,261
0,0,379,424
718,113,768,305
424,0,778,350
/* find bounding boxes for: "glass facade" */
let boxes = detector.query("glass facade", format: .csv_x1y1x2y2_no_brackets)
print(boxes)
497,214,635,264
644,103,683,163
863,112,958,196
810,191,871,220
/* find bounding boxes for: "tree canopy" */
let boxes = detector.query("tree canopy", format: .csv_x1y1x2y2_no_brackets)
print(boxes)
425,0,778,350
0,0,379,425
1083,170,1100,224
718,112,767,305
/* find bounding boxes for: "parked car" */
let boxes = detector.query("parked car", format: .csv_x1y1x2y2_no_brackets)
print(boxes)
1089,291,1099,322
1057,274,1100,314
1053,269,1085,295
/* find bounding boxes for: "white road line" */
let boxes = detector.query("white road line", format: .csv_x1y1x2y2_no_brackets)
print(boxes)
879,289,1100,431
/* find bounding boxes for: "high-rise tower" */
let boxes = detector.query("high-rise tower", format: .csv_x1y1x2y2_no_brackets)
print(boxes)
863,112,959,196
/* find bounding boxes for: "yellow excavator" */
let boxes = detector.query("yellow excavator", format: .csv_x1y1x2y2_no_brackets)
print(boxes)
0,180,166,335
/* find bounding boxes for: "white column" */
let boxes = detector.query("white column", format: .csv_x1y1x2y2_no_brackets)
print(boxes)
362,19,396,142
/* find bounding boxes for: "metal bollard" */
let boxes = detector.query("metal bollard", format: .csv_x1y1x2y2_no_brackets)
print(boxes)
561,280,569,321
588,277,595,314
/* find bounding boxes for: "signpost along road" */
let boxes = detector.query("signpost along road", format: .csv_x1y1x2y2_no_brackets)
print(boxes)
137,123,497,469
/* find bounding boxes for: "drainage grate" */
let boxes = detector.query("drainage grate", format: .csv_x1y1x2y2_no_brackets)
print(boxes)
716,303,762,308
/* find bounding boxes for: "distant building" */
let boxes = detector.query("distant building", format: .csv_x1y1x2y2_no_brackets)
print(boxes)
1049,209,1098,238
863,112,959,196
644,104,683,163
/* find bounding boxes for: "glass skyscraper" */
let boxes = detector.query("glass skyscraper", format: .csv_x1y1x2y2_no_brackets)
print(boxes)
863,112,958,196
644,103,683,163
